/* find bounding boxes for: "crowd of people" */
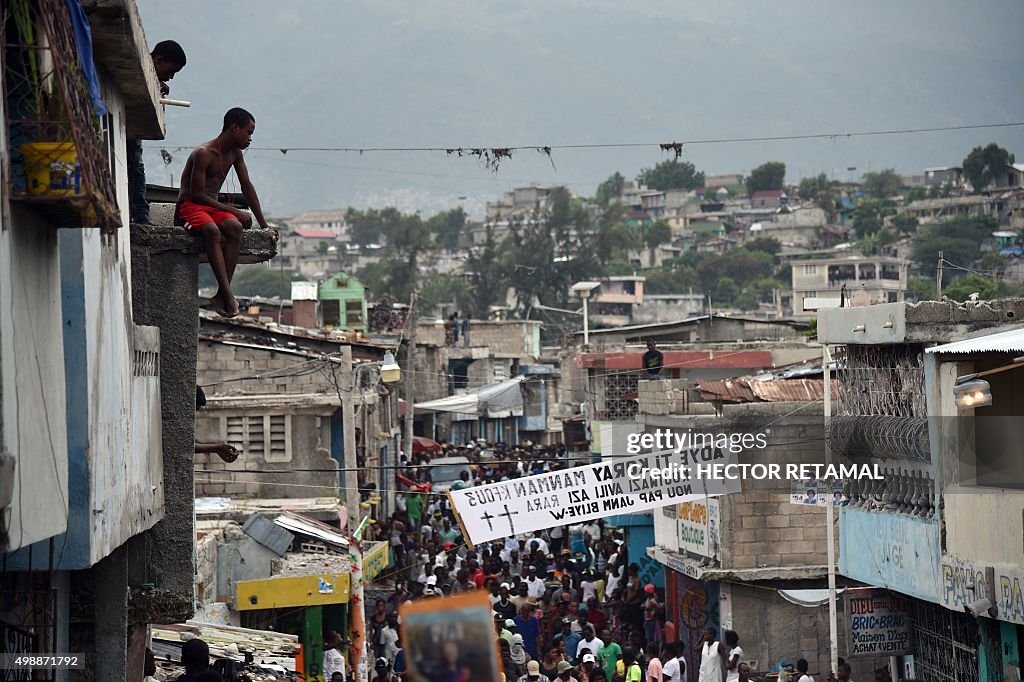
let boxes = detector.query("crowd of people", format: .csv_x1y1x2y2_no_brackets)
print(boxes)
353,441,760,682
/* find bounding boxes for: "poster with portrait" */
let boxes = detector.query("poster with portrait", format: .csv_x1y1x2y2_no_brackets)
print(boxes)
399,591,503,682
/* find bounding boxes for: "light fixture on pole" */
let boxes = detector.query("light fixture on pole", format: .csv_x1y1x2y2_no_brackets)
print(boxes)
953,377,992,409
380,351,401,383
952,355,1024,410
571,281,601,347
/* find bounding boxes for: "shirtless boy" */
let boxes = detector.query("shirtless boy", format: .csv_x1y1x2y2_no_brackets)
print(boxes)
177,107,270,317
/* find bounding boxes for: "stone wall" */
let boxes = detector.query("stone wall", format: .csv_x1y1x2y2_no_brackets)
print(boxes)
198,341,342,397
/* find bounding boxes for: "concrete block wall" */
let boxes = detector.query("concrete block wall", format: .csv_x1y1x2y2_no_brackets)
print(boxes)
417,320,540,357
198,342,341,396
728,583,885,681
646,403,836,571
193,412,339,499
637,379,688,415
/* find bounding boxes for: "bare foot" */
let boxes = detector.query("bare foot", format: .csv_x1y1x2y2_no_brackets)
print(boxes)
211,292,240,318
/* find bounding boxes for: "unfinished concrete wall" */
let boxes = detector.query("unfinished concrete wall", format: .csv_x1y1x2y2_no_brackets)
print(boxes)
417,320,541,356
194,410,338,498
727,583,885,681
198,341,342,396
645,403,834,572
129,208,278,621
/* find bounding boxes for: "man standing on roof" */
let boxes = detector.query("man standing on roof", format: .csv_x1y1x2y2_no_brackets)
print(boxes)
642,339,664,379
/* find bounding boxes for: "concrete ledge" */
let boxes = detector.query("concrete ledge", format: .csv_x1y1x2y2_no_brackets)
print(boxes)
127,586,193,625
647,544,831,582
131,204,278,264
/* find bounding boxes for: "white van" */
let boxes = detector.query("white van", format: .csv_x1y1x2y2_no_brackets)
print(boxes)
429,456,474,493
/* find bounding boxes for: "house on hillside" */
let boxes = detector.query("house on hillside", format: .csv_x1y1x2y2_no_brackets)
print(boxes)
287,208,349,237
751,189,787,209
319,272,368,332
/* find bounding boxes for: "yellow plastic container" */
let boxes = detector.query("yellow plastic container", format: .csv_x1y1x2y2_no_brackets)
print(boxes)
19,142,82,196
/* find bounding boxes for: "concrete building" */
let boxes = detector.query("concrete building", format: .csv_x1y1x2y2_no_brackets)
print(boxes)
924,165,964,188
641,400,888,680
819,298,1024,681
0,2,276,678
285,208,350,237
899,195,1004,225
411,319,563,444
791,255,908,319
195,313,400,514
585,276,647,328
275,228,341,277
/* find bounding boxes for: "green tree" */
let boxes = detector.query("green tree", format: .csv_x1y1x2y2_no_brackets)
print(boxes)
861,169,903,199
907,276,935,301
944,274,999,302
963,143,1015,192
427,207,467,251
643,220,672,249
910,215,998,285
696,249,774,293
418,274,472,312
230,265,301,299
743,236,781,256
464,223,507,315
891,213,919,236
637,160,705,191
746,162,786,196
852,199,895,238
347,207,404,249
715,276,739,306
735,276,786,311
595,171,626,205
856,228,897,256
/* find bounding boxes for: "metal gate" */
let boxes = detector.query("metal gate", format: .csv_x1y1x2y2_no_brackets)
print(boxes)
910,599,980,682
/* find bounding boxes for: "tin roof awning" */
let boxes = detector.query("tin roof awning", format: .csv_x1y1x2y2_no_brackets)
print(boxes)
414,376,525,417
926,327,1024,354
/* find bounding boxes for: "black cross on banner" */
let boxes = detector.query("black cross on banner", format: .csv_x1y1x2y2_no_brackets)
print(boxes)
479,511,495,532
498,504,519,535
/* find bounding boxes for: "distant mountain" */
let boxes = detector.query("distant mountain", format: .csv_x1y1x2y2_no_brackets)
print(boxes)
138,0,1024,218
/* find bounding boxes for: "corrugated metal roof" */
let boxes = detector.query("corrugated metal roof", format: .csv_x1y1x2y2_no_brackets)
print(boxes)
749,379,832,402
273,511,349,549
699,379,757,403
242,514,294,557
699,378,834,403
926,327,1024,354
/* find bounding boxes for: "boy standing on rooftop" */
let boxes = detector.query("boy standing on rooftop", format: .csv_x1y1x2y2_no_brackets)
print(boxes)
177,107,271,318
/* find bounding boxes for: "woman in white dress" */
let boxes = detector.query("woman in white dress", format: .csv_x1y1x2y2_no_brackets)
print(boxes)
695,627,728,682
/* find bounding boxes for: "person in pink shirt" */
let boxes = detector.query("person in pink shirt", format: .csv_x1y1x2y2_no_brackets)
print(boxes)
646,644,664,682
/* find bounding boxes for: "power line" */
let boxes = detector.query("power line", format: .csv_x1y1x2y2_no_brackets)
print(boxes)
163,121,1024,156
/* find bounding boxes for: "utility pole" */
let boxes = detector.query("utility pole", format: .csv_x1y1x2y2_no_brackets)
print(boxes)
824,346,839,677
936,250,944,300
403,293,418,465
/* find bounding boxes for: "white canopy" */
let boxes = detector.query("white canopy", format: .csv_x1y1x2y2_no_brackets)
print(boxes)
414,376,525,418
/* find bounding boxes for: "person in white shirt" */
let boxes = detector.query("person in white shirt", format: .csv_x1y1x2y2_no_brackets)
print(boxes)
528,533,549,556
576,625,604,662
796,658,814,682
525,565,546,600
661,641,685,682
322,631,346,682
724,630,744,682
696,627,726,682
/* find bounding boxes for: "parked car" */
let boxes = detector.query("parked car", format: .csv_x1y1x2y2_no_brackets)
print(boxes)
428,456,473,493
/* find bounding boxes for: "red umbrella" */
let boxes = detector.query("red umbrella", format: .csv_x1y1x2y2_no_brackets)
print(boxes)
411,436,443,455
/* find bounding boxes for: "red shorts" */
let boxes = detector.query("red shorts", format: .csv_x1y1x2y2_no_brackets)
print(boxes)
178,200,237,232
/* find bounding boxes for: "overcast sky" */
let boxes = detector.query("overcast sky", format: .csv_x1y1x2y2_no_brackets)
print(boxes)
137,0,1024,220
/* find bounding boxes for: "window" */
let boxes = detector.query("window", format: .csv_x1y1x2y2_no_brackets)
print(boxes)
345,300,364,327
225,414,292,462
803,264,818,275
322,299,341,326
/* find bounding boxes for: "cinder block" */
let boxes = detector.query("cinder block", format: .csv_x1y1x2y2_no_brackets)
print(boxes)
732,503,755,517
732,555,757,569
803,525,828,541
742,515,766,529
753,502,776,515
223,482,247,494
731,529,758,543
766,515,789,528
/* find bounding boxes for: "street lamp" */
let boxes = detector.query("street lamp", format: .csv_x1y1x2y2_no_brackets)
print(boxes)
380,351,401,383
571,281,601,346
953,377,991,409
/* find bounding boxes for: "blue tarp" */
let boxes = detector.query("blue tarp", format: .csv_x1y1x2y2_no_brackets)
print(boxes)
64,0,107,116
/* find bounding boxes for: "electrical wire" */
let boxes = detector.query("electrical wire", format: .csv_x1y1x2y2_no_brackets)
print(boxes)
163,121,1024,156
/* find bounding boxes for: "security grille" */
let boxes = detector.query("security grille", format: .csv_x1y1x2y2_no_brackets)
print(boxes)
910,599,979,682
591,369,638,421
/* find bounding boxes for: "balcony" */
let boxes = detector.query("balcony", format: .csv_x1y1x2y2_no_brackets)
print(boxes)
2,0,120,228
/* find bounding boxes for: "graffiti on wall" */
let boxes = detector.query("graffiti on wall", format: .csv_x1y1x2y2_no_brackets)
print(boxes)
673,572,720,682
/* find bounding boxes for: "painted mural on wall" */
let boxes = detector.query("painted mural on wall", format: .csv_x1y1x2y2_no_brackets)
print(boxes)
941,555,1024,625
671,572,720,682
